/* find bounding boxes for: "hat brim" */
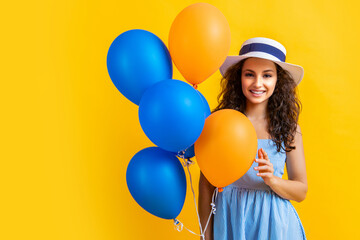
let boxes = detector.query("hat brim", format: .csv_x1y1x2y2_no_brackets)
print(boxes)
219,55,304,85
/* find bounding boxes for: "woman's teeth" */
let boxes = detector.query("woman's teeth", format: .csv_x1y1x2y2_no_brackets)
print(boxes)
250,90,265,95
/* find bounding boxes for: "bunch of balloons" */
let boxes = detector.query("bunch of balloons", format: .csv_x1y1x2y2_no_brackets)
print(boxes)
107,2,257,222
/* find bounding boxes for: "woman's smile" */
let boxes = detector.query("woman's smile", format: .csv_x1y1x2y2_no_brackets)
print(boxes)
249,90,266,96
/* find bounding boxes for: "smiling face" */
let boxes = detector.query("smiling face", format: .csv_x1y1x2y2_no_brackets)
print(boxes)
241,57,278,105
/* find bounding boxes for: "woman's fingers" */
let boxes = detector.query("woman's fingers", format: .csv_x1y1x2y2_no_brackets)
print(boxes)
254,149,275,181
258,148,263,159
254,165,273,171
256,172,273,177
254,157,274,174
261,148,269,160
254,158,269,164
257,148,269,160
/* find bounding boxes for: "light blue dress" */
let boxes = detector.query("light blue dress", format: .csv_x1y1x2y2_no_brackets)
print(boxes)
213,139,306,240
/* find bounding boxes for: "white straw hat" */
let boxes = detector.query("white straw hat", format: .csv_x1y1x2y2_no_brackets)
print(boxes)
219,37,304,85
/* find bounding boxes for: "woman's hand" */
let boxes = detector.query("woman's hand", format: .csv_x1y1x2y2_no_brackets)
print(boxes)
254,148,276,186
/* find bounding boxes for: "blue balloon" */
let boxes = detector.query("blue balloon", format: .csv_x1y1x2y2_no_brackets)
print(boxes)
126,147,186,219
183,145,195,159
107,29,172,105
183,90,211,159
139,79,205,153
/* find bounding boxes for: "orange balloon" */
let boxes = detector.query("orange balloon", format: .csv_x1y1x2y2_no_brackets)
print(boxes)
168,3,231,85
194,109,258,189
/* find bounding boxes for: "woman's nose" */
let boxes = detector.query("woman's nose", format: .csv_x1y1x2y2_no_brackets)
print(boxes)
254,75,263,86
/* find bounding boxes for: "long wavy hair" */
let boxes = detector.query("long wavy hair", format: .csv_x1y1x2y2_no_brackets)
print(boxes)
213,58,302,153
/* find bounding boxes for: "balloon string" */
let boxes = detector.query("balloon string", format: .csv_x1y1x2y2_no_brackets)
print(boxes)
202,188,218,236
176,153,219,240
174,218,202,237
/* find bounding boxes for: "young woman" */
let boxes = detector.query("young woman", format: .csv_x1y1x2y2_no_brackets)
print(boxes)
198,37,308,240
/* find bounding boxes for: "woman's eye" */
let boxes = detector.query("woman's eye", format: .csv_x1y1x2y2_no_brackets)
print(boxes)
264,74,272,78
245,73,253,77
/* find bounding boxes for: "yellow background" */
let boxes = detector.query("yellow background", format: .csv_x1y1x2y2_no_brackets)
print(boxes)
1,0,359,239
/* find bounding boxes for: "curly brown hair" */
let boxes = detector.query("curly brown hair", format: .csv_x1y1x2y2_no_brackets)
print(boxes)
213,58,302,153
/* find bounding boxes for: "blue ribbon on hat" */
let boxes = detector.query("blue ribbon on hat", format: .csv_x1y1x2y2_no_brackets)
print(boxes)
239,43,286,62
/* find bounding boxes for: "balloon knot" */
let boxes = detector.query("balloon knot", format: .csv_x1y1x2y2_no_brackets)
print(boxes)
193,84,198,89
174,218,183,232
218,188,223,192
177,150,185,159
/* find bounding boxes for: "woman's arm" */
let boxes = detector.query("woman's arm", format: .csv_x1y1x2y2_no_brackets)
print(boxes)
268,124,308,202
198,172,216,240
254,124,308,202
